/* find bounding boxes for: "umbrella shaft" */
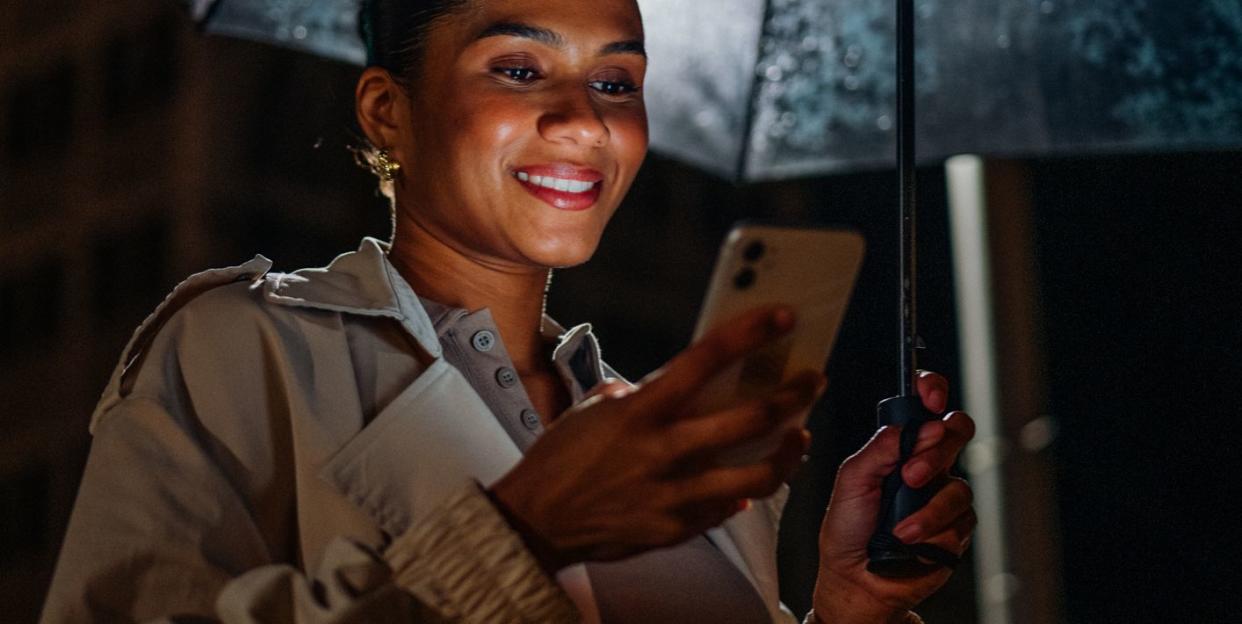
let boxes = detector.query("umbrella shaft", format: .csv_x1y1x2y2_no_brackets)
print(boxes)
898,0,917,397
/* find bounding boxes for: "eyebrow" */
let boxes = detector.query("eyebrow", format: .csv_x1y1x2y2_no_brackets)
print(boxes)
474,21,646,57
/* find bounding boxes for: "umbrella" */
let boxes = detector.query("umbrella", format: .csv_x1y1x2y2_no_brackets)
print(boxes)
641,0,1242,180
186,0,366,65
186,0,1242,180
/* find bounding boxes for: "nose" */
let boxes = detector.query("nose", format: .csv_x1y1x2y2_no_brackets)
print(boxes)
538,86,610,148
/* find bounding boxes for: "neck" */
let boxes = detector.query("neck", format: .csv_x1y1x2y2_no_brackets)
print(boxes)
388,217,553,375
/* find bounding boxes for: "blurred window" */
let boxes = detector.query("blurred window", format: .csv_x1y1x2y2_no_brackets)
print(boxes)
104,14,179,126
90,217,168,326
0,258,64,356
3,61,76,162
0,465,50,564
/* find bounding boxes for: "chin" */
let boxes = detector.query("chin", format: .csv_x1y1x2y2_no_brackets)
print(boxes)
520,233,602,269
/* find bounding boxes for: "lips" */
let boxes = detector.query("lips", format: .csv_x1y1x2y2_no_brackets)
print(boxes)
513,164,604,212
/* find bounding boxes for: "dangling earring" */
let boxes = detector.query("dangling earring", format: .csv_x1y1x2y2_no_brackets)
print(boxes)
371,148,401,182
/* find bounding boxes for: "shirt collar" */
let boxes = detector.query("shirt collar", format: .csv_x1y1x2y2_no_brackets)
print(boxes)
418,294,606,400
260,237,606,391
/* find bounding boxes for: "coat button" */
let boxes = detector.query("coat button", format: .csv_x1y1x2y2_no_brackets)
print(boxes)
471,330,496,352
495,367,519,389
521,409,542,431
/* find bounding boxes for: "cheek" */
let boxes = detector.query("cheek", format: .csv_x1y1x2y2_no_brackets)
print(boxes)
608,109,649,172
454,96,535,168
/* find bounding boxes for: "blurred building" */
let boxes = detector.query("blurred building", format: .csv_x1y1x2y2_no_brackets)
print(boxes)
0,1,392,617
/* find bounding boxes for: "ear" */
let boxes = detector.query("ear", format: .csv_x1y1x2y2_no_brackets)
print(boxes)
355,67,412,160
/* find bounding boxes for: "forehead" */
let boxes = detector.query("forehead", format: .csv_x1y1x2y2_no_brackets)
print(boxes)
446,0,644,48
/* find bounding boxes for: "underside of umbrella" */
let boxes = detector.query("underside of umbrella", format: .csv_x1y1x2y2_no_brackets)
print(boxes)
187,0,367,65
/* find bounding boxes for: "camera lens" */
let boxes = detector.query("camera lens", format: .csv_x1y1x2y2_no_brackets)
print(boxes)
733,267,756,290
743,240,766,262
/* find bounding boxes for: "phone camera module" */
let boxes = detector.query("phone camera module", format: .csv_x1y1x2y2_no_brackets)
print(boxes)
733,267,757,290
743,240,766,262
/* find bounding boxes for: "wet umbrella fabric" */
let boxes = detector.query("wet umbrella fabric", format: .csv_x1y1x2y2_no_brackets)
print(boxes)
186,0,1242,181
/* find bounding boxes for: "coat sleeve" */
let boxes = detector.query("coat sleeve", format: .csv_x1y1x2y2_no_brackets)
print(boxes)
40,395,578,624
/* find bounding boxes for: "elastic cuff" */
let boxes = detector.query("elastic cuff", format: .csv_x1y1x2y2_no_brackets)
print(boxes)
386,482,579,623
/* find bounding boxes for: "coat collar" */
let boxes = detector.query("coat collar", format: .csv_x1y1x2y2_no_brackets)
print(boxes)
262,237,441,358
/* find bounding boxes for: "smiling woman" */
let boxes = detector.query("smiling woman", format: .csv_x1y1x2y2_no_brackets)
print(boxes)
40,1,975,623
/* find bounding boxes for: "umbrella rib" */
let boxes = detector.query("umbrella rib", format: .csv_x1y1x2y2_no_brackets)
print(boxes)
733,0,777,183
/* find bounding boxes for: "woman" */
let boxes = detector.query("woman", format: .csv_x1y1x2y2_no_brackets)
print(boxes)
42,0,976,622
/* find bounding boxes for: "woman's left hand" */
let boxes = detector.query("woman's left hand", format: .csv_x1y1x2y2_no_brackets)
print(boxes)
811,371,977,624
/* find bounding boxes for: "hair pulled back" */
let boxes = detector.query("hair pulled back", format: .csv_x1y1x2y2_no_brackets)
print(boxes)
359,0,470,83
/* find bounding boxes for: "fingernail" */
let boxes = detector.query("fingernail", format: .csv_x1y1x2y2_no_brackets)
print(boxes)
906,461,931,486
894,522,921,543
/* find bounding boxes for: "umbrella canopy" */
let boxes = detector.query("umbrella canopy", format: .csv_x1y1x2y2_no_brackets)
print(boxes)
641,0,1242,180
185,0,1242,181
187,0,366,65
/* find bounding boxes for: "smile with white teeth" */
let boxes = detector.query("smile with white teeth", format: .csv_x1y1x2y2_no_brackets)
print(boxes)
515,171,599,193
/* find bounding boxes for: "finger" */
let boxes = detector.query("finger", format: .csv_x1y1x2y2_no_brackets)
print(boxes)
892,477,973,544
904,506,977,561
675,498,748,536
635,306,795,414
674,429,808,503
902,411,977,488
666,371,823,458
585,379,632,401
916,370,949,414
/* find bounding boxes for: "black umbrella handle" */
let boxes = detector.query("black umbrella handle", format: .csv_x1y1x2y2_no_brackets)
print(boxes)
865,396,958,577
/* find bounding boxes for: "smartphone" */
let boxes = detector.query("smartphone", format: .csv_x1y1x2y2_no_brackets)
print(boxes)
691,224,865,464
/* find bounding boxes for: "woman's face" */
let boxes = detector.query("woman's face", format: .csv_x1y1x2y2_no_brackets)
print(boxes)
394,0,648,269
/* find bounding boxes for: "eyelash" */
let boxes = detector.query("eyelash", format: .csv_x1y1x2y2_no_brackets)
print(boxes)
492,66,641,97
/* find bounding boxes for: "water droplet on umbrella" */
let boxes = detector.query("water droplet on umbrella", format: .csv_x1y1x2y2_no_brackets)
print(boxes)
997,33,1011,49
877,115,893,131
293,25,308,40
1040,1,1056,14
843,45,863,68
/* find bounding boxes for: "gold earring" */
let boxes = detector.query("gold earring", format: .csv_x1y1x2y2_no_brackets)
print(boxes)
372,148,401,182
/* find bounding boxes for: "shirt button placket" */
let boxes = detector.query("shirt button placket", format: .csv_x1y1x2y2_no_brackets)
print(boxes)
520,409,542,432
495,367,519,389
471,330,496,352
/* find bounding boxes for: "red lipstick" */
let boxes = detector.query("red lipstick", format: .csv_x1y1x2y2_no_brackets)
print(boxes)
513,164,604,212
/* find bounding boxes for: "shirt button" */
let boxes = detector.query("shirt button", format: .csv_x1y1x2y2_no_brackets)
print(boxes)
521,409,542,431
495,367,519,389
471,330,496,352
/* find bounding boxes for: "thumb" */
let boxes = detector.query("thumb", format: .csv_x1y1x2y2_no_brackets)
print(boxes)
833,426,902,500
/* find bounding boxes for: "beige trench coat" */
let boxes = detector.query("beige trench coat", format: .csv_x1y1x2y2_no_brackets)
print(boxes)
41,238,798,624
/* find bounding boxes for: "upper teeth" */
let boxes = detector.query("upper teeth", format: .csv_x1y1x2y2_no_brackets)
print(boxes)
516,171,597,193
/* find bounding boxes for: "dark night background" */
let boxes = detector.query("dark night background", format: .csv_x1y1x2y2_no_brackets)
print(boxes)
1,1,1239,622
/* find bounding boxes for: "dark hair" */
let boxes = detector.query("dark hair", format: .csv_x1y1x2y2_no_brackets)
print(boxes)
359,0,471,84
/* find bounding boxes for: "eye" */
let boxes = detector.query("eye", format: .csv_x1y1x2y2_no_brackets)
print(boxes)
589,79,641,97
494,66,541,84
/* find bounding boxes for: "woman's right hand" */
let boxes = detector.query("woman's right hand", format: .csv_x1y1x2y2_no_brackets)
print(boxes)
488,306,825,572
